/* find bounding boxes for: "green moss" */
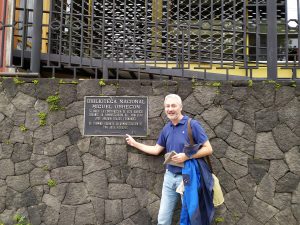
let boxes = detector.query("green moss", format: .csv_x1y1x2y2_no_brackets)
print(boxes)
47,179,57,187
32,79,39,85
98,79,106,86
13,214,31,225
46,94,61,111
42,165,49,171
19,125,27,132
13,78,25,85
248,80,253,87
211,82,221,87
290,81,296,87
215,217,225,223
38,112,47,126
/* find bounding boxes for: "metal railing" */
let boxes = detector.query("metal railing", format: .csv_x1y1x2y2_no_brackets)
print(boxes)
0,0,299,80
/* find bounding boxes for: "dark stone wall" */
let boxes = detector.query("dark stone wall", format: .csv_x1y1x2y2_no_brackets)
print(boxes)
0,78,299,225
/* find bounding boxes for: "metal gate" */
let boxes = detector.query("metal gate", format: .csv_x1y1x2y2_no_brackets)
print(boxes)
0,0,299,80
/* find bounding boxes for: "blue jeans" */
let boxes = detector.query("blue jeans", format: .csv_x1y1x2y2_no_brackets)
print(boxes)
157,170,182,225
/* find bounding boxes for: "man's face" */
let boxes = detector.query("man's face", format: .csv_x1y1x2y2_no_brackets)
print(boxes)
164,97,182,122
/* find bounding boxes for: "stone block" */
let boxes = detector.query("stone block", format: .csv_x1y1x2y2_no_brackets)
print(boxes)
53,117,77,139
273,124,300,152
106,145,128,166
285,146,300,175
109,183,134,199
276,172,299,193
122,198,140,219
51,166,82,183
12,143,32,163
0,159,14,179
6,174,30,192
30,168,50,186
105,199,123,224
12,92,36,111
44,135,71,156
57,205,76,225
255,108,279,132
63,183,89,205
82,153,111,175
255,132,284,159
83,170,108,198
248,197,278,224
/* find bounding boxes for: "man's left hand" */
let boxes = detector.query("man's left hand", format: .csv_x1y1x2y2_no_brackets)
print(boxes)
171,153,189,163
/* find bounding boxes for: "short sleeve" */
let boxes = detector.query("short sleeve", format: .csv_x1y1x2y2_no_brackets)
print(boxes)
157,128,166,147
191,120,208,144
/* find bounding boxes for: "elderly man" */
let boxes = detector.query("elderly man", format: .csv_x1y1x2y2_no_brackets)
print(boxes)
126,94,213,225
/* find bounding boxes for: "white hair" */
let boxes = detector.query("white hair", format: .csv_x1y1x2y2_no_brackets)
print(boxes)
164,94,182,106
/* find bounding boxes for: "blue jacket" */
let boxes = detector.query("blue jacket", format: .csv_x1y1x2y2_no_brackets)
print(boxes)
180,158,214,225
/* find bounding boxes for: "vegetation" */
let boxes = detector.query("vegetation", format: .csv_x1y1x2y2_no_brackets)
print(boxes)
13,78,25,85
98,79,106,86
59,79,78,85
32,79,39,85
46,93,61,111
19,125,27,132
13,214,31,225
37,112,47,126
215,217,225,223
248,80,253,87
47,179,57,187
211,82,221,87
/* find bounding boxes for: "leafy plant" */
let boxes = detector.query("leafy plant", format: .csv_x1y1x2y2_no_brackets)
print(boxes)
38,112,47,126
211,82,221,87
32,79,39,85
248,80,253,87
59,79,78,85
47,179,57,187
215,217,225,223
98,79,106,86
46,94,61,111
0,221,5,225
13,78,25,85
13,214,31,225
42,165,49,171
290,81,296,87
19,125,27,132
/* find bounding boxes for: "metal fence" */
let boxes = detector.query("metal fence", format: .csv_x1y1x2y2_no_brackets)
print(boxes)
0,0,299,80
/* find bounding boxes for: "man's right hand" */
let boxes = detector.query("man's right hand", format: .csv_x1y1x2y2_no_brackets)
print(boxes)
125,134,136,147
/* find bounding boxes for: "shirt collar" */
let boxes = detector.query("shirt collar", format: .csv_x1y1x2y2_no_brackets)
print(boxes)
170,115,188,126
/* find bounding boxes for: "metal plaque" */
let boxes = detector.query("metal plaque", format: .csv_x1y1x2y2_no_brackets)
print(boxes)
84,96,148,136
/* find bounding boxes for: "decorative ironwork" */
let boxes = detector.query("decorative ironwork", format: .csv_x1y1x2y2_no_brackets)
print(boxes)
0,0,299,80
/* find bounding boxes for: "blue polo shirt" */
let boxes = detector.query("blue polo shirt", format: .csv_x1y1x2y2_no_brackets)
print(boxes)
157,116,208,174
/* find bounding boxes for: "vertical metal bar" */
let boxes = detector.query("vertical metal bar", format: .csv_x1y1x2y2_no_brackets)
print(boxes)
143,0,147,67
0,0,8,67
295,1,300,67
284,0,288,66
166,0,169,68
90,0,95,67
7,0,16,69
30,0,43,73
243,0,248,74
79,0,85,67
20,0,28,67
175,0,179,67
68,0,74,66
133,0,137,64
47,0,53,66
255,0,260,67
220,0,224,66
123,0,127,67
266,0,277,79
101,0,105,73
